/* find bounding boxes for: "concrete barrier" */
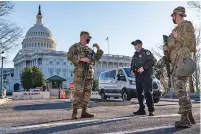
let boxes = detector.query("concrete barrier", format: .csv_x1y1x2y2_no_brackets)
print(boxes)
49,89,67,99
91,91,101,99
12,92,50,100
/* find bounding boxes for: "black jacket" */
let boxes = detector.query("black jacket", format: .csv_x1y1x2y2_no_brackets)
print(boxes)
131,48,156,74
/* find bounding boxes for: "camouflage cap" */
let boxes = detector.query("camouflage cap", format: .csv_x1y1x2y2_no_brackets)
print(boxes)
80,31,92,38
171,6,187,17
131,39,143,45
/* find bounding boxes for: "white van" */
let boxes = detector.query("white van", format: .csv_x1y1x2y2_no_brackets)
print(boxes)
98,67,163,103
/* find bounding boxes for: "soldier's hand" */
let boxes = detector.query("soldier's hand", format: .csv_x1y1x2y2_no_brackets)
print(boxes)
93,43,100,50
138,67,144,73
80,57,90,63
163,46,169,51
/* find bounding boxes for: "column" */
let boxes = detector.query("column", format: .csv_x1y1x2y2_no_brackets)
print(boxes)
36,59,38,66
24,61,26,68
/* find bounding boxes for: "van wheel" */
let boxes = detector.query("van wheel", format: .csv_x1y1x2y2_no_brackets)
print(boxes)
101,91,107,100
122,90,131,101
154,98,160,103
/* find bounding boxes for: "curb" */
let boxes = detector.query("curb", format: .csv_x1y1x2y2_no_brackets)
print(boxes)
160,98,200,103
160,98,179,102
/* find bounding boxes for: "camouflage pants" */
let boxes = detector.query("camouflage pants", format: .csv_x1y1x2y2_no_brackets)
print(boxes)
173,76,192,114
72,67,93,109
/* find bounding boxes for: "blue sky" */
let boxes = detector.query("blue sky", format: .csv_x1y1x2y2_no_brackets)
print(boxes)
3,1,199,68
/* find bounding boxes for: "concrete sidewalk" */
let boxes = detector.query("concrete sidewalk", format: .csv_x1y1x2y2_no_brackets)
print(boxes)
0,97,8,105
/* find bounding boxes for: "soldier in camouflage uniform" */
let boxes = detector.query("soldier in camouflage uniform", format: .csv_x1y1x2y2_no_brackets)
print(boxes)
67,31,103,119
164,6,196,128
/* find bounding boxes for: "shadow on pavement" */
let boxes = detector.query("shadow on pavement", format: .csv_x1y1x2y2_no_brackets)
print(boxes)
134,127,190,134
13,100,133,111
6,115,135,134
14,102,73,111
155,104,177,106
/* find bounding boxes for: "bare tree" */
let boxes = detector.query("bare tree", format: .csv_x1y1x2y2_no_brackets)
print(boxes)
187,1,201,93
0,1,22,52
151,43,163,59
187,1,201,11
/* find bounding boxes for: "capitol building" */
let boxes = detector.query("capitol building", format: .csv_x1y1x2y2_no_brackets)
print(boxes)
4,6,132,93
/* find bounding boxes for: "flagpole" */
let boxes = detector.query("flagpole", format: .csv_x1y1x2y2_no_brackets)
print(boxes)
106,37,109,55
106,37,109,71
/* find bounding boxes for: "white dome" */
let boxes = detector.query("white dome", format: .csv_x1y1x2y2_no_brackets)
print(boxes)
25,24,53,38
21,5,56,51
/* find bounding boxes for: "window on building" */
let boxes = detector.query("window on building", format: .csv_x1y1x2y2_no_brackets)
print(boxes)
49,61,52,65
48,68,53,76
56,68,61,76
71,71,73,77
62,69,66,77
38,43,40,47
38,58,42,65
57,61,59,65
64,62,66,65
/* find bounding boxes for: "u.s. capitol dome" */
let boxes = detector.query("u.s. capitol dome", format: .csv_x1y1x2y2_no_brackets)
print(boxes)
21,5,56,50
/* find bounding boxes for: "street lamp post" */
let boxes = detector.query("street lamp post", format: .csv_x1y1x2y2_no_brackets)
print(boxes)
0,51,6,98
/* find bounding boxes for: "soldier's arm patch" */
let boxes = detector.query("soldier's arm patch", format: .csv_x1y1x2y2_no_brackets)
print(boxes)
146,51,151,55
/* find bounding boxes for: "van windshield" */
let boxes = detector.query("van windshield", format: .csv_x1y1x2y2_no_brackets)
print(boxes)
123,68,134,78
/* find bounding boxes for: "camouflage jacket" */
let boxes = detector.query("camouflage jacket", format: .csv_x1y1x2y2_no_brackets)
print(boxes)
168,20,195,64
67,42,103,70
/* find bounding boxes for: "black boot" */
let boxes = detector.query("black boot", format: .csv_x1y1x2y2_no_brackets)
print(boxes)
133,109,146,115
175,112,192,128
149,112,154,116
188,111,196,124
71,108,78,120
81,107,94,118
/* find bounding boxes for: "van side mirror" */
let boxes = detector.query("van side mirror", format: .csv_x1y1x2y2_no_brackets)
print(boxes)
117,74,126,81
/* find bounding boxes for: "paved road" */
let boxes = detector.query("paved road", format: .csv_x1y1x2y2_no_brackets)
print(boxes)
0,99,200,134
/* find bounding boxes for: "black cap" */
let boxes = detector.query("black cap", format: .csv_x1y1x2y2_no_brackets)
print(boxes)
131,39,143,45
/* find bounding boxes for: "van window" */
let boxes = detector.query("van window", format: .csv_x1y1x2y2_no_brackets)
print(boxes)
103,70,116,80
123,68,134,78
108,70,116,80
99,73,105,80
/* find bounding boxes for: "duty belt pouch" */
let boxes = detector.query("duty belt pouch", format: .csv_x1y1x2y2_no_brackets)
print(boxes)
172,49,196,77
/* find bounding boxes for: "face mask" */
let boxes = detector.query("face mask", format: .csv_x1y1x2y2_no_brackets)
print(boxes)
134,45,139,51
86,38,90,44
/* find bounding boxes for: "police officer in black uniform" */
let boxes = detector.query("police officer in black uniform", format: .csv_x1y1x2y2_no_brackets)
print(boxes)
130,39,156,116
